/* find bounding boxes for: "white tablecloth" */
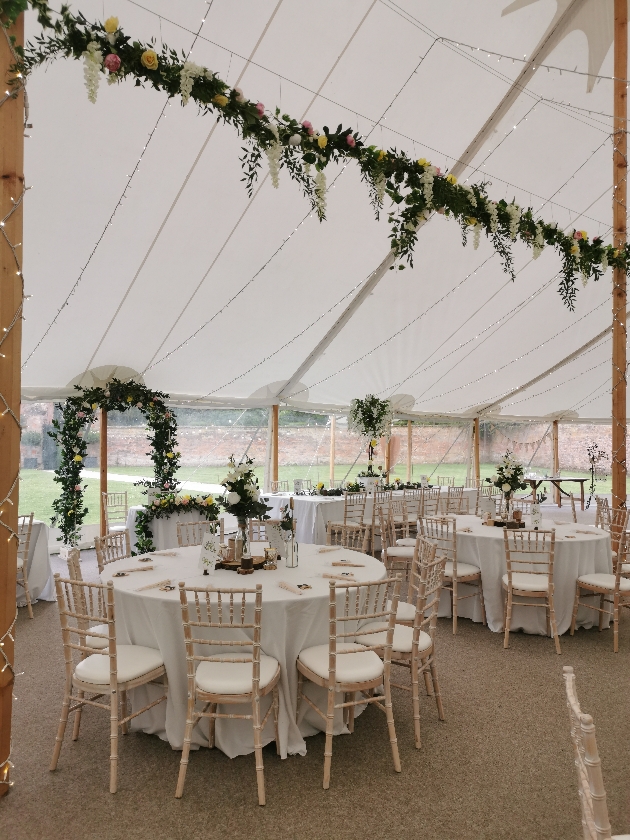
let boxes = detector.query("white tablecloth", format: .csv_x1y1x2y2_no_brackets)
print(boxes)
17,519,55,606
440,515,611,635
126,507,234,553
261,487,478,544
101,544,386,758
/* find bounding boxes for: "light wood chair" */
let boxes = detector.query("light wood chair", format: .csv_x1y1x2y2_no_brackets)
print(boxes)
502,529,560,654
296,576,402,789
595,496,610,529
435,475,455,487
50,575,167,793
327,491,368,545
175,583,280,806
66,548,110,649
270,480,289,492
420,515,485,634
420,487,441,517
249,519,281,542
379,506,415,578
475,483,501,516
511,497,533,517
444,485,468,514
101,491,129,533
293,479,312,492
94,529,132,573
176,520,216,548
16,512,34,618
358,536,446,749
563,665,630,840
570,531,630,652
326,522,369,553
369,489,393,556
569,493,578,524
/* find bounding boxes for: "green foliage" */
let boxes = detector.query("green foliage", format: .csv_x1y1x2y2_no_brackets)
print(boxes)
348,395,392,439
2,1,627,308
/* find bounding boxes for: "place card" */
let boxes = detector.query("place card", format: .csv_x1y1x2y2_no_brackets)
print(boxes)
198,527,219,575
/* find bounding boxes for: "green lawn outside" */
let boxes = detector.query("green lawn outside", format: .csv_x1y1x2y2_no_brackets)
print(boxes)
20,463,613,526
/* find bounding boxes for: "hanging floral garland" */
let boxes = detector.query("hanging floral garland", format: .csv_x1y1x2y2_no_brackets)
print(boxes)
48,377,219,552
3,1,629,309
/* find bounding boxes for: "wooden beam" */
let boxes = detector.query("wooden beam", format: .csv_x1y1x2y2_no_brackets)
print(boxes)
473,418,480,484
552,420,560,506
271,404,279,483
0,12,24,798
612,0,628,513
329,415,336,487
100,408,107,537
406,421,412,483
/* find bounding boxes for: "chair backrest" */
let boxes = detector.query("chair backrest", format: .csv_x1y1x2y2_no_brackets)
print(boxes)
178,582,264,695
420,487,441,517
445,485,466,514
329,577,401,682
331,480,344,489
601,507,629,546
344,491,367,525
563,665,613,840
270,480,289,492
388,500,410,541
249,518,282,542
94,529,131,573
53,573,113,662
569,493,578,524
511,497,533,514
326,522,369,553
102,491,128,530
293,479,312,492
176,521,214,548
17,512,34,565
435,475,454,487
408,537,446,645
503,529,555,585
419,516,456,566
403,495,421,523
403,487,423,500
595,496,610,529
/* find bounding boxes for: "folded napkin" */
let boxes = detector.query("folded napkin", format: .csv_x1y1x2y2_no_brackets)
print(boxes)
575,529,597,535
278,580,302,595
331,561,365,567
135,578,173,592
318,547,341,553
322,572,356,582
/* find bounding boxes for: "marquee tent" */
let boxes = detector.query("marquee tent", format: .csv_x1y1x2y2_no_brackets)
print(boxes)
18,0,623,422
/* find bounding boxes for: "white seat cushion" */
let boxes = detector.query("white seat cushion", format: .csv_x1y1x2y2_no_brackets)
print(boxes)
444,560,480,579
74,645,164,684
329,521,363,528
502,572,549,593
355,621,432,654
385,546,415,558
396,538,416,547
621,563,630,574
86,623,109,650
195,652,279,695
298,643,383,683
16,556,24,570
392,599,416,621
577,573,630,592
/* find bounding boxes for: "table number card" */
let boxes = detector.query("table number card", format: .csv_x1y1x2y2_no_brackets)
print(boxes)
478,497,495,518
266,523,286,559
198,527,219,575
420,475,429,489
530,503,542,529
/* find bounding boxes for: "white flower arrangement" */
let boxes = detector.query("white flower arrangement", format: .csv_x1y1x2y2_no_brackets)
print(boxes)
486,451,528,499
82,41,103,104
180,60,206,106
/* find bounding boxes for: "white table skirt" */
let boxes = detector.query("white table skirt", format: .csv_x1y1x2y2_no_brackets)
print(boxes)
101,544,386,759
126,507,233,554
261,487,478,545
17,519,55,607
438,515,612,635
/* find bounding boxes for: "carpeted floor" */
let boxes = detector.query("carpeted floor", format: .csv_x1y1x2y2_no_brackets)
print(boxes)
5,512,629,840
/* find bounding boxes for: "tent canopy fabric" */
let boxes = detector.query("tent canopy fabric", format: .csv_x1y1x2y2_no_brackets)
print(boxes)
20,0,621,421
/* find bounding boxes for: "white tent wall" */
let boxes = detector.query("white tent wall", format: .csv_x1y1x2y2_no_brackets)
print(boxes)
18,0,626,428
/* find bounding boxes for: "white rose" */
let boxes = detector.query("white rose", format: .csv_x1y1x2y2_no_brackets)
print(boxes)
502,483,511,492
491,475,498,483
226,491,241,505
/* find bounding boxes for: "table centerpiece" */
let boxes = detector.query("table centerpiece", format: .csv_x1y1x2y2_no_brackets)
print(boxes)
220,455,270,571
486,451,529,524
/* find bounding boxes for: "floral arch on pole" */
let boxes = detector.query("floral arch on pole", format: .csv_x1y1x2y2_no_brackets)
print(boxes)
49,378,219,553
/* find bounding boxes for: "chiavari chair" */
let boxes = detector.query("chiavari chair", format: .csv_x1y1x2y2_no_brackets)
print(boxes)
326,522,369,553
270,480,289,492
94,529,131,573
420,487,441,517
176,520,218,548
378,505,414,579
101,491,129,534
328,491,368,545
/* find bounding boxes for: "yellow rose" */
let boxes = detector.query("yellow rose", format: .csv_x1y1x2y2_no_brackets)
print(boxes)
212,94,229,107
446,173,457,185
570,244,579,255
580,230,588,241
378,150,387,161
67,510,74,516
613,249,619,258
467,217,477,226
370,439,378,447
166,452,174,459
141,49,159,71
73,455,82,462
127,396,133,402
205,495,214,505
104,16,119,33
317,135,328,148
417,158,429,167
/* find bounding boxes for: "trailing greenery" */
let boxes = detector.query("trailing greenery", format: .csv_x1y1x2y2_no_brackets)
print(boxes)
2,1,628,309
48,378,180,546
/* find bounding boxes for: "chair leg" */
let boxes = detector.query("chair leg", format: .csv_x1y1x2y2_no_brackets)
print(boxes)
72,690,84,741
570,584,581,636
347,692,355,734
109,686,119,794
175,707,196,798
208,703,217,748
549,595,561,655
613,593,619,653
50,687,71,770
422,663,433,696
383,672,401,774
19,569,34,619
478,578,487,626
120,690,128,735
296,670,303,724
503,590,513,649
323,684,335,790
598,594,606,631
429,658,445,721
411,655,421,749
252,695,266,806
273,684,280,756
452,578,458,635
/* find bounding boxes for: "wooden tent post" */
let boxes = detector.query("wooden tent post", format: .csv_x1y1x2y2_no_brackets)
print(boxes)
552,419,560,507
271,404,279,484
0,13,24,797
100,408,107,537
473,418,480,484
329,415,336,487
612,0,628,514
406,421,412,483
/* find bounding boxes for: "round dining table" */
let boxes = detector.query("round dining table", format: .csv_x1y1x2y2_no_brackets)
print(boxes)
439,515,612,635
100,544,386,759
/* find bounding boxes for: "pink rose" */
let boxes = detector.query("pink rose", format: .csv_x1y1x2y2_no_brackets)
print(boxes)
182,498,188,505
255,102,265,116
164,482,170,489
77,411,85,418
74,485,81,491
104,54,121,73
435,167,442,176
302,120,314,135
346,135,356,147
136,402,142,408
573,231,583,240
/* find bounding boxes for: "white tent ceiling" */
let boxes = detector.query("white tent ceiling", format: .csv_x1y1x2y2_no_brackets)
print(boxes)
19,0,624,421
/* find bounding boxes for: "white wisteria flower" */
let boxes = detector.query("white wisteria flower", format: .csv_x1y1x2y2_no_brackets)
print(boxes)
601,251,608,271
375,172,386,205
82,41,103,104
506,203,521,241
226,491,241,505
420,166,436,205
487,200,499,234
462,184,477,208
180,61,206,106
266,123,282,189
315,169,327,216
473,223,482,250
533,222,545,259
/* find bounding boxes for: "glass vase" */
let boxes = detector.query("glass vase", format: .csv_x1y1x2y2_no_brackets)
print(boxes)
505,495,512,522
285,534,298,568
235,517,249,563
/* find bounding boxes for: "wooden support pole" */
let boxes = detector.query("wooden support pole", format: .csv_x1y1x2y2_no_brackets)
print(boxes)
473,418,480,484
271,404,279,483
612,0,628,513
406,421,412,483
99,408,107,537
0,13,24,798
329,415,336,487
552,419,560,507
